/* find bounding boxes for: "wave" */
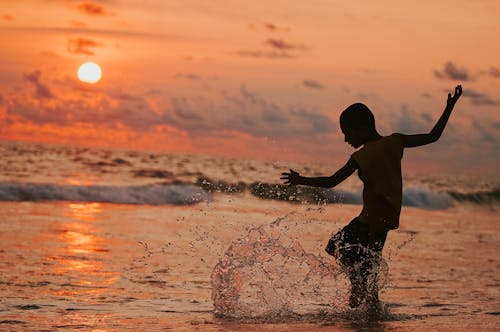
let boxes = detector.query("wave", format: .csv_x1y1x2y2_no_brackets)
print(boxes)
248,183,455,209
402,188,454,210
243,181,498,209
1,179,497,209
197,178,499,209
0,182,209,205
448,189,500,206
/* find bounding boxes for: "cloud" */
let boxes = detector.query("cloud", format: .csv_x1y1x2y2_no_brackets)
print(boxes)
23,71,54,99
472,120,500,144
462,89,500,106
77,1,110,16
237,38,307,59
265,38,305,51
163,85,335,138
67,37,103,55
7,70,335,141
291,107,335,133
392,104,433,133
7,72,161,131
433,61,471,81
360,67,382,75
174,73,201,80
2,14,14,21
8,89,160,131
489,67,500,78
263,23,290,33
237,50,294,59
5,26,181,40
261,109,288,123
303,80,324,89
70,20,87,28
265,38,294,50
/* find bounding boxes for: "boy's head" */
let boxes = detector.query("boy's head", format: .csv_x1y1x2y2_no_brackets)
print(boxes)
340,103,377,148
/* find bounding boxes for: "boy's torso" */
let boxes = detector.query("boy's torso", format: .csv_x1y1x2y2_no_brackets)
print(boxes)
351,134,404,230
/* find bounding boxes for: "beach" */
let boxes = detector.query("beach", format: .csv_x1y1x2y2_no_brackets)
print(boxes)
0,141,499,331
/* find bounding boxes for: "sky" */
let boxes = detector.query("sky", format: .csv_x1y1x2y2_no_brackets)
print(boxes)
1,0,499,175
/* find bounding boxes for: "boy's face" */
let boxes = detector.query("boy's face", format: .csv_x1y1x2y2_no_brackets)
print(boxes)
341,125,365,148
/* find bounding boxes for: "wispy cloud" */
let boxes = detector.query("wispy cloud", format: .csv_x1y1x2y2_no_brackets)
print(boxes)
489,66,500,78
174,73,201,80
67,37,103,55
77,1,110,16
3,26,182,40
263,23,290,33
303,80,324,89
8,88,159,131
265,38,307,51
163,85,335,138
2,14,13,21
462,89,500,106
238,38,307,59
7,72,335,139
434,61,471,81
393,104,433,133
23,70,53,99
237,50,294,59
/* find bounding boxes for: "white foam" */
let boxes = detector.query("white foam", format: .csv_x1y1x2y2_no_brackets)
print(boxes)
0,182,210,205
402,187,454,210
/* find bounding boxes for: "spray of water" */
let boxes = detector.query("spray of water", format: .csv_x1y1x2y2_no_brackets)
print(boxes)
212,222,358,320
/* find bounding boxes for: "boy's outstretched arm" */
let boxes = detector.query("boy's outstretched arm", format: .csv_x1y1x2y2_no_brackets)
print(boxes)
281,158,357,188
402,85,462,148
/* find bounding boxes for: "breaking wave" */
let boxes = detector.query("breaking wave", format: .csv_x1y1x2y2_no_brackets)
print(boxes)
0,182,209,205
1,179,497,209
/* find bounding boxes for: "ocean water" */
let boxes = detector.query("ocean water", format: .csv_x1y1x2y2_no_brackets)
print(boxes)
0,140,499,331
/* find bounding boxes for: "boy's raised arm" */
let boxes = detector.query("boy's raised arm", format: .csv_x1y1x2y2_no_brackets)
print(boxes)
281,157,357,188
402,85,462,148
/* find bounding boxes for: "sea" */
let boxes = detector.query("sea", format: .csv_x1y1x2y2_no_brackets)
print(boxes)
0,139,498,331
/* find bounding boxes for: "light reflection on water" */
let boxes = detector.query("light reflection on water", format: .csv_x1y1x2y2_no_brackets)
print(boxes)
0,199,498,331
53,202,118,289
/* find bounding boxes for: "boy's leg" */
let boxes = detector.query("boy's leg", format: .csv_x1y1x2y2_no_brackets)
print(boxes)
325,219,388,308
360,230,387,305
348,263,368,308
325,218,371,307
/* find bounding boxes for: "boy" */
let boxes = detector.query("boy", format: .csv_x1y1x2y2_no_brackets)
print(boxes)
281,85,462,308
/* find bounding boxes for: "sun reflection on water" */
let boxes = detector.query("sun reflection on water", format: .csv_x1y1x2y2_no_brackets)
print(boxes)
51,202,118,290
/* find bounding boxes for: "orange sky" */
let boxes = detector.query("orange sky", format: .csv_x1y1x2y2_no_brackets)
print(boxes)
0,0,499,175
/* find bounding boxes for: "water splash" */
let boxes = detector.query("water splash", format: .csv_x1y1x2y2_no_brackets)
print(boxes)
211,222,351,320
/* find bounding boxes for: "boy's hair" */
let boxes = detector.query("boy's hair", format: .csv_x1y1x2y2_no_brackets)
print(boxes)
340,103,376,130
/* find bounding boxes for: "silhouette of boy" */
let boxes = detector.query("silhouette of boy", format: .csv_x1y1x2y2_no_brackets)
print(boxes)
281,85,462,308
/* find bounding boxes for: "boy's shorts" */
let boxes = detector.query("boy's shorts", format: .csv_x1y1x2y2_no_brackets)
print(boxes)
325,217,388,266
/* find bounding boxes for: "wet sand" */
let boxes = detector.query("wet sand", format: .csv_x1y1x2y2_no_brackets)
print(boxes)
0,194,499,331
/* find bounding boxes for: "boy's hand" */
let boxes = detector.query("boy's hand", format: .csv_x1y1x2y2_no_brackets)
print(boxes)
447,85,462,107
281,169,300,185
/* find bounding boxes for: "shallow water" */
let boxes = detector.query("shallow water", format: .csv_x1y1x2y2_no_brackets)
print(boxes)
1,194,499,331
1,140,499,330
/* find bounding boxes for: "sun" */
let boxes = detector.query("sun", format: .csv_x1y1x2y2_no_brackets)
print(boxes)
77,62,102,84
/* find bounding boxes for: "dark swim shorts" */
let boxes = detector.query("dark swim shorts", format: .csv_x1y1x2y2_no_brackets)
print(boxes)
325,217,388,266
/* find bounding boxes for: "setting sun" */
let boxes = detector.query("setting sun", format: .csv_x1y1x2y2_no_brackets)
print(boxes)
77,62,102,84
